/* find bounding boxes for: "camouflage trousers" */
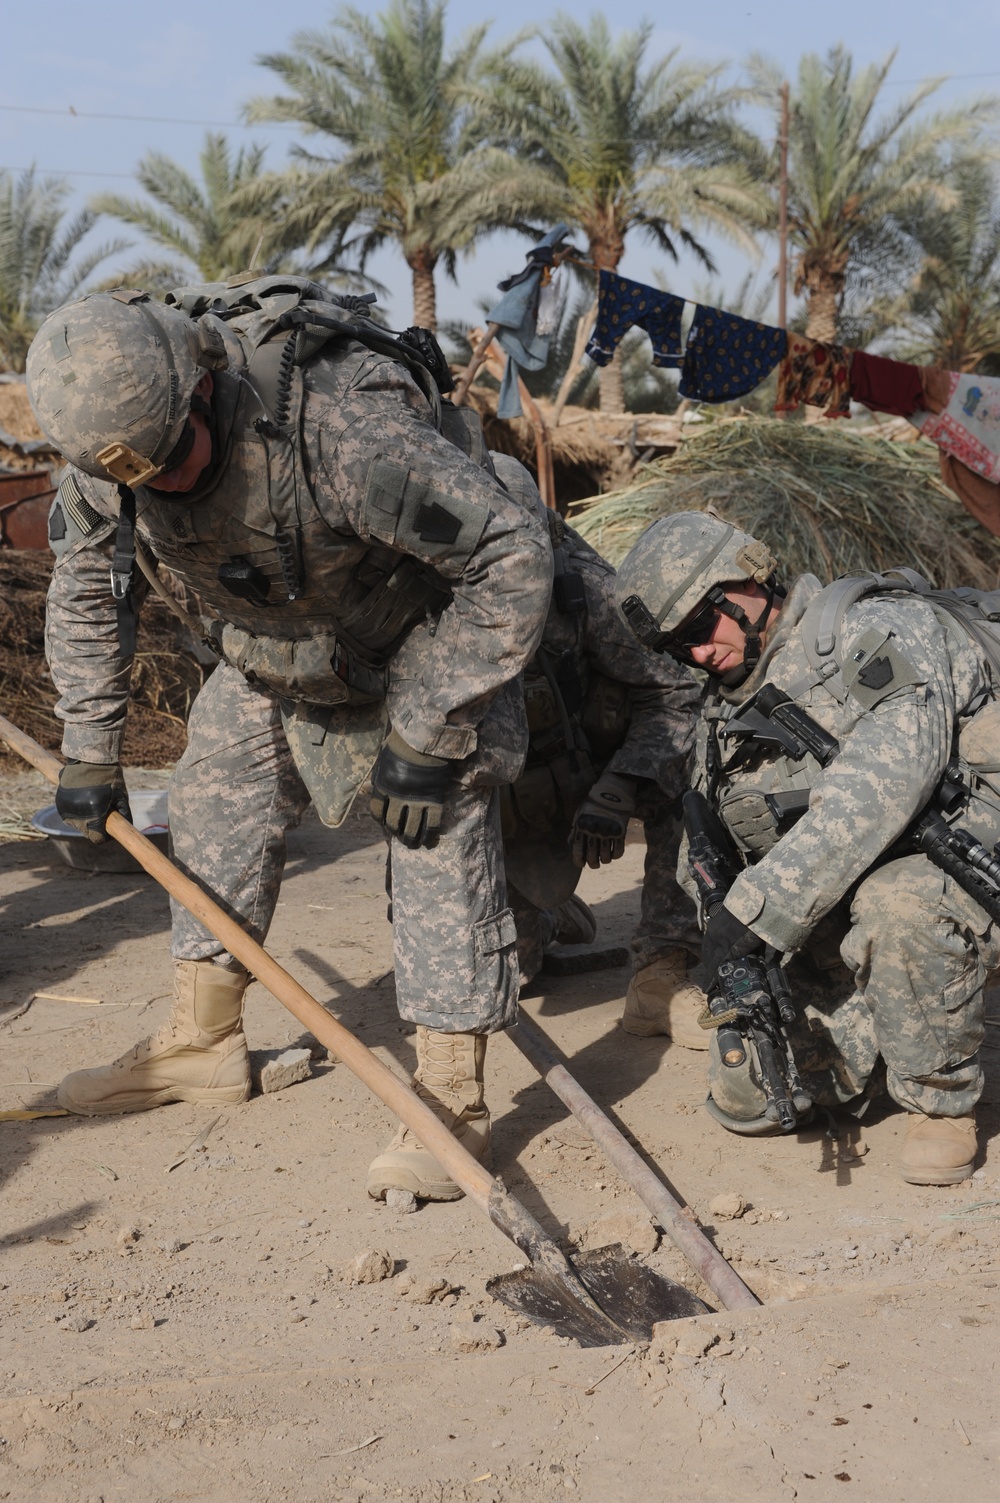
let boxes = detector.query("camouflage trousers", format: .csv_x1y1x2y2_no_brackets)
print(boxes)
508,793,701,984
169,662,519,1034
709,852,1000,1121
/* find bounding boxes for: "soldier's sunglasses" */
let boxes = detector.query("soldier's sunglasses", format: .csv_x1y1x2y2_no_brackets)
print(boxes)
666,590,724,656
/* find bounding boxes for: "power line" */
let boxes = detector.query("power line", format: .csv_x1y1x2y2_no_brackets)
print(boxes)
0,166,140,180
0,103,297,129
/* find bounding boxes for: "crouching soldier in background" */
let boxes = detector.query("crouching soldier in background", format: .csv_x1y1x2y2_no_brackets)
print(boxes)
498,496,706,1043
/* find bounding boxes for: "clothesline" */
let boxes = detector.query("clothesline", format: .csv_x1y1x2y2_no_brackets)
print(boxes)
583,269,1000,537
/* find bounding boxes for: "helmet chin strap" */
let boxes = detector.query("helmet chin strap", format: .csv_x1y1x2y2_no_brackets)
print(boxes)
716,579,786,689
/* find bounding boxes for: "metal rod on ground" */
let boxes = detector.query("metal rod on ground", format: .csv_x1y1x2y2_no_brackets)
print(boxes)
506,1014,761,1311
451,322,500,408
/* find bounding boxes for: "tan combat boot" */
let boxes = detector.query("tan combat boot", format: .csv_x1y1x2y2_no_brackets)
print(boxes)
900,1112,977,1185
622,949,709,1049
366,1028,491,1202
57,960,251,1116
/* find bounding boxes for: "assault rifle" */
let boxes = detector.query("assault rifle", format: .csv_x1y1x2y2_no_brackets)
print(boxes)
722,683,1000,926
682,789,813,1133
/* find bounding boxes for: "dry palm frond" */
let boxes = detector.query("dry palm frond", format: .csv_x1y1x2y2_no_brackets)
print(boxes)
570,416,1000,589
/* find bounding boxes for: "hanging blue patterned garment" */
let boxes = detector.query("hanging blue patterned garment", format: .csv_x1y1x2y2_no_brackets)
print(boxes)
678,306,787,401
585,271,686,368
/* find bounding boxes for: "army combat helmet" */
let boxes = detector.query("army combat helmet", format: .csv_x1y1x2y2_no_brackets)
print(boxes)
26,290,228,487
615,511,781,683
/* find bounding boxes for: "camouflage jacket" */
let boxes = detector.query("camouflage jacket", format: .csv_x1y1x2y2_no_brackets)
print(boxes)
44,342,552,765
694,573,996,953
524,521,699,800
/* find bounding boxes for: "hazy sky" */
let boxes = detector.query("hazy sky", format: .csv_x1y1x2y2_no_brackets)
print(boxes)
6,0,1000,327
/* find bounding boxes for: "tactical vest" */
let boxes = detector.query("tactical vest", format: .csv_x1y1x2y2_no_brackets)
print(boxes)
709,569,1000,859
132,276,495,707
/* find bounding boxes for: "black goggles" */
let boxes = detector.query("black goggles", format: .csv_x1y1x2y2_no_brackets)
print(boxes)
664,588,725,657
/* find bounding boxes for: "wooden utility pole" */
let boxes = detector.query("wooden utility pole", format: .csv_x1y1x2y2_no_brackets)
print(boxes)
777,80,790,330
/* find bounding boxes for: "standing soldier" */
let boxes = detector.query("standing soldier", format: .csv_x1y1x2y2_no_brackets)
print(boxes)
26,279,552,1203
615,511,1000,1185
496,486,705,1039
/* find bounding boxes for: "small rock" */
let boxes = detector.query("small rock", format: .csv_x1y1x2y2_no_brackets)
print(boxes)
166,1416,185,1432
296,1219,312,1229
129,1311,154,1331
843,1246,859,1260
450,1319,503,1354
289,1310,306,1323
158,1238,185,1255
674,1326,717,1359
251,1047,313,1095
928,1225,962,1250
385,1188,418,1216
709,1193,746,1221
582,1211,659,1256
115,1226,140,1247
59,1313,92,1334
406,1277,454,1305
47,1288,68,1303
347,1248,394,1284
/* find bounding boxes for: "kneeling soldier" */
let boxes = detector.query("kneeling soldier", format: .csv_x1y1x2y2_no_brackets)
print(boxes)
616,511,1000,1185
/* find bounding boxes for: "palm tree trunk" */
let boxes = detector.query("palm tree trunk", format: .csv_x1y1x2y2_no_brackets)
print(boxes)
590,230,627,415
804,278,839,345
408,248,438,331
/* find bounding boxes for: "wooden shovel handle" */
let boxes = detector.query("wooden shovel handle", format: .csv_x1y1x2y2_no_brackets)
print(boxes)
0,713,495,1211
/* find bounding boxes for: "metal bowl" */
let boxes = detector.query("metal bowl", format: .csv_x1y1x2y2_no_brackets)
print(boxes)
31,790,169,873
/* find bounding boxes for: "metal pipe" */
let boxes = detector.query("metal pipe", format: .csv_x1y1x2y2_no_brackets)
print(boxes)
507,1014,761,1311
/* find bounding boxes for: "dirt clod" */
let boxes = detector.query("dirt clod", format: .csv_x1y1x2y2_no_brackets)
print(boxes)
709,1192,746,1220
582,1210,659,1255
347,1248,394,1284
385,1187,418,1215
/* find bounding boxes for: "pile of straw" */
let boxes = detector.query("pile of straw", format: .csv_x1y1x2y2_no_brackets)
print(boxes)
0,550,207,768
570,417,1000,590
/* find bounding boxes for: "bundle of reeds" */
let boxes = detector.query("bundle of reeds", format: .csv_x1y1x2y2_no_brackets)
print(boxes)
0,550,207,768
569,416,1000,590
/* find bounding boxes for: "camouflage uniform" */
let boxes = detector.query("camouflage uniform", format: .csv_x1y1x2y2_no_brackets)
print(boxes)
43,322,552,1034
691,574,1000,1118
499,518,701,982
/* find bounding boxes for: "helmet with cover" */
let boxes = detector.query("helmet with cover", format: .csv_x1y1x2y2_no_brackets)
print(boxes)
614,511,780,680
26,290,228,487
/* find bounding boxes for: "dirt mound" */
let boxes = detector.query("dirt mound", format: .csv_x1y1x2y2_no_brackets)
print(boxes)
0,549,206,768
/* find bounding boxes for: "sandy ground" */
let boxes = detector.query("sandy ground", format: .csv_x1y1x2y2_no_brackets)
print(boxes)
1,767,999,1502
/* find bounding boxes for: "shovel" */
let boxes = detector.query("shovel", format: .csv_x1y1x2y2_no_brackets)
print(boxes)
0,712,707,1346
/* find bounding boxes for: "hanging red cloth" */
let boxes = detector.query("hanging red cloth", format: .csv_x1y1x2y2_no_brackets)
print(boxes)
849,350,925,418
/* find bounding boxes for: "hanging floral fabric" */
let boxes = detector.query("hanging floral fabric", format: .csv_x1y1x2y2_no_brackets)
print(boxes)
774,333,852,418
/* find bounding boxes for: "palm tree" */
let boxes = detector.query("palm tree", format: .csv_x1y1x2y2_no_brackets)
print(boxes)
91,132,278,287
867,157,1000,373
469,13,771,412
0,168,124,371
747,47,994,345
242,0,545,331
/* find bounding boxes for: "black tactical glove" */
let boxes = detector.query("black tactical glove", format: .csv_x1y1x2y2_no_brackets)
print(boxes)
701,904,764,981
570,773,637,869
369,729,453,849
56,760,132,845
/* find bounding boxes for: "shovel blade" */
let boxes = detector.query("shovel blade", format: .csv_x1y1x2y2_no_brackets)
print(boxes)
488,1243,709,1347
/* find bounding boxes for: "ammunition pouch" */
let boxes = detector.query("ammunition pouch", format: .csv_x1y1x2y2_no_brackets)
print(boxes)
210,622,387,707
